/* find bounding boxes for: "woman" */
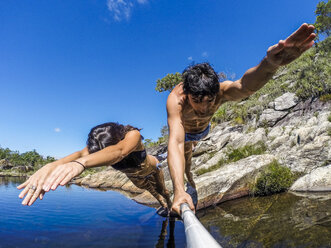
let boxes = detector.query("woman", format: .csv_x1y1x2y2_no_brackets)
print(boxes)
17,122,171,212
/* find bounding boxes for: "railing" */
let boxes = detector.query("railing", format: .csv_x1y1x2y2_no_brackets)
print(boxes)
180,203,222,248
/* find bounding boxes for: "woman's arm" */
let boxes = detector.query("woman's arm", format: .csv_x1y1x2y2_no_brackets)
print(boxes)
17,147,89,205
43,130,142,191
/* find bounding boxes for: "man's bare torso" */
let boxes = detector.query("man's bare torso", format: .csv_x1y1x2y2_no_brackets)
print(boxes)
173,83,224,134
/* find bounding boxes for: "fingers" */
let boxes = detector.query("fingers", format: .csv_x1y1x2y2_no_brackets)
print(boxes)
17,180,30,190
301,33,316,48
21,188,36,205
27,187,43,206
51,172,70,190
39,191,45,200
268,40,285,55
59,173,74,186
187,198,195,213
43,167,63,191
18,185,31,199
286,23,315,47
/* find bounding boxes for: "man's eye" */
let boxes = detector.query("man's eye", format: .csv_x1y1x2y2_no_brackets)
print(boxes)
208,98,214,102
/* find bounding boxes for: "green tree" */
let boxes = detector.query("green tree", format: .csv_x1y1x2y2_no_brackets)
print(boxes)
155,72,182,93
315,0,331,37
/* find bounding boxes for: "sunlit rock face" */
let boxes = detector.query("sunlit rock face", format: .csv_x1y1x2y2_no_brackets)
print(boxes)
71,97,330,209
291,165,331,192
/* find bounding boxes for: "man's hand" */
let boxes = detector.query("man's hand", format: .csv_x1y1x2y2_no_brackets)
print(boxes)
266,23,316,67
171,190,195,216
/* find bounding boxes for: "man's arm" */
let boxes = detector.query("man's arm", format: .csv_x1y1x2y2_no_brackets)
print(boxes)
166,92,195,214
221,23,316,101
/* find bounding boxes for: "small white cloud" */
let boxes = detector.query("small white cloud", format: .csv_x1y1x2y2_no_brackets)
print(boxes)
202,52,208,58
188,56,193,61
107,0,147,21
54,128,61,133
229,73,236,80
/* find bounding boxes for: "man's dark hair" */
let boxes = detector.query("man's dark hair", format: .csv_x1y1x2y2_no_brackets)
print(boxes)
182,62,219,100
87,122,141,154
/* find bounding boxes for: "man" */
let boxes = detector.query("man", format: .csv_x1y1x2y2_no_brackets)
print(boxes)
166,23,316,215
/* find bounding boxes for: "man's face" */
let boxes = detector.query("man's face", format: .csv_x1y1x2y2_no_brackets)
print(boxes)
188,94,216,115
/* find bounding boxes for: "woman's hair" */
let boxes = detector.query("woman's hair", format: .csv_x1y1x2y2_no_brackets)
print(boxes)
87,122,141,154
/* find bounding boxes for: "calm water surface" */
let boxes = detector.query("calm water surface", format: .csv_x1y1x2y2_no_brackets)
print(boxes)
0,177,185,248
1,176,331,248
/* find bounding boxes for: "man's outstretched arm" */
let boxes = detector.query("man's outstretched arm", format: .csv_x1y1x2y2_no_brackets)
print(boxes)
221,23,316,101
166,93,195,215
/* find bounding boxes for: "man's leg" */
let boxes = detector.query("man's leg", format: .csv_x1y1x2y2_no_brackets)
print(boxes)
184,141,197,189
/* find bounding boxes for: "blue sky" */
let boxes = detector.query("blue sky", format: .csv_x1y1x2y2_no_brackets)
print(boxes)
0,0,319,158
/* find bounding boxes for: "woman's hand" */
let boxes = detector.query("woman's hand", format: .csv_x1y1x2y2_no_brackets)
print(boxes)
17,163,57,206
42,161,85,192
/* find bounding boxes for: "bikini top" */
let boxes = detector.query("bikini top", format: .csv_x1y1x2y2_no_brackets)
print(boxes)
111,149,147,171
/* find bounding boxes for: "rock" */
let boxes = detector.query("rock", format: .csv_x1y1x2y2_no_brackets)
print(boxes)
274,93,298,111
13,165,34,173
0,159,13,170
258,109,288,127
195,154,276,209
132,191,159,206
290,165,331,191
272,68,288,79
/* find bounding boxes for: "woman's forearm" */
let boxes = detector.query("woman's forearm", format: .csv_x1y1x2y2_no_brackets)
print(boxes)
49,149,86,167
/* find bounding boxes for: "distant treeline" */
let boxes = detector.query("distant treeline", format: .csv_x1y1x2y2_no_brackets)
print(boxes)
0,147,55,167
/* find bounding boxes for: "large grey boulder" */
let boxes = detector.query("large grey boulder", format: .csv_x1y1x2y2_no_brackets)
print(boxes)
273,92,298,111
195,154,276,209
290,165,331,191
258,109,288,127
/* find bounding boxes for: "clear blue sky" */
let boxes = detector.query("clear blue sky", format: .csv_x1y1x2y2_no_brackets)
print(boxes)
0,0,319,158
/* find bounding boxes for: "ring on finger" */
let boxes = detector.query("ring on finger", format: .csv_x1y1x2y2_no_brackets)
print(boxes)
29,185,37,191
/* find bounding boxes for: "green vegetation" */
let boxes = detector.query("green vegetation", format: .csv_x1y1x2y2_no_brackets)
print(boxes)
227,141,267,162
157,2,331,126
195,158,226,176
328,127,331,136
314,0,331,37
328,113,331,122
212,35,331,125
0,147,55,169
320,93,331,101
195,142,267,176
251,160,294,196
144,125,169,148
155,72,182,93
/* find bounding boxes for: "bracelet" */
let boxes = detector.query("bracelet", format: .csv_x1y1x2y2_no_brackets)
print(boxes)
72,160,87,170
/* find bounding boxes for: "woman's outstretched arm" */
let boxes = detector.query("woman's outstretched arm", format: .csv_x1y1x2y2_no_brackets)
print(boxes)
17,147,89,206
43,130,141,191
18,130,141,206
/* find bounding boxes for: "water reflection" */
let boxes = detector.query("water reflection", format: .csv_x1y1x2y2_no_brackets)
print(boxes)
4,176,331,247
197,193,331,248
0,176,185,248
155,218,176,248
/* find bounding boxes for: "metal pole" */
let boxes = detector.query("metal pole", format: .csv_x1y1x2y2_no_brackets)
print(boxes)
180,203,222,248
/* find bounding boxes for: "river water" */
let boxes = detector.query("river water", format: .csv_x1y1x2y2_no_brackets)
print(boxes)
1,176,331,247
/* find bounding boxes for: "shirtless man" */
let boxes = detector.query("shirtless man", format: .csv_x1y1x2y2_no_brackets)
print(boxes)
166,23,316,215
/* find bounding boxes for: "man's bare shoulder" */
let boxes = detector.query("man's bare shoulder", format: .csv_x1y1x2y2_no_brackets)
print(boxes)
167,83,186,111
215,80,235,104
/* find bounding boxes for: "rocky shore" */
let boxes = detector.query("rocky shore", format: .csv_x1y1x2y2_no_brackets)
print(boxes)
69,94,330,209
1,93,330,209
